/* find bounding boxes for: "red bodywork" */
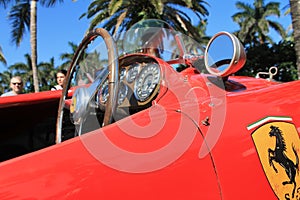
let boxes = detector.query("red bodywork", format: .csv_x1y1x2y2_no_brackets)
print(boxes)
0,26,299,200
0,67,299,199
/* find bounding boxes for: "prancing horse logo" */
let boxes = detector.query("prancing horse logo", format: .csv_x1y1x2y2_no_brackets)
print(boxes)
251,121,300,200
268,125,299,198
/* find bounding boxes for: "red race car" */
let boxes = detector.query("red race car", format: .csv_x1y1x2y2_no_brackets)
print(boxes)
0,19,299,199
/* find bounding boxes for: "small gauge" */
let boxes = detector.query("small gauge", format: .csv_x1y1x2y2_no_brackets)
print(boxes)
118,82,128,105
120,68,126,80
126,63,140,83
97,78,109,104
134,63,161,102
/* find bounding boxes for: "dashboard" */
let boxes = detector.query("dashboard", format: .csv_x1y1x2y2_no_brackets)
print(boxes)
96,56,162,111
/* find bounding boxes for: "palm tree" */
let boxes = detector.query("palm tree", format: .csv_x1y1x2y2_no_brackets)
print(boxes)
0,0,13,8
38,57,57,91
59,41,106,79
0,0,7,7
289,0,300,79
0,70,12,94
283,4,290,22
195,19,210,44
7,0,64,92
30,0,38,92
232,0,286,46
0,46,6,65
0,0,12,66
59,41,78,69
282,4,293,40
80,0,209,42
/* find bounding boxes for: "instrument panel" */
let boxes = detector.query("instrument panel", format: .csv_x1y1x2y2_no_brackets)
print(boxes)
97,61,161,108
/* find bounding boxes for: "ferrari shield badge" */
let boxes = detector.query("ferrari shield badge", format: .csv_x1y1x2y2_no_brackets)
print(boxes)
249,117,300,200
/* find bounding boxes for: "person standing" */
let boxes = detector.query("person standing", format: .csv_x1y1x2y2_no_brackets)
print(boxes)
51,69,67,91
1,76,24,97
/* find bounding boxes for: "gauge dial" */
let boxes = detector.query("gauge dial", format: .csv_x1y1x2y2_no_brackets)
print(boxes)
97,78,109,104
126,63,140,83
134,63,161,102
120,68,126,80
118,82,128,105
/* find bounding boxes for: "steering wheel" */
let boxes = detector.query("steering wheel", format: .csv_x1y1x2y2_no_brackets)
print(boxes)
55,28,119,143
211,59,231,68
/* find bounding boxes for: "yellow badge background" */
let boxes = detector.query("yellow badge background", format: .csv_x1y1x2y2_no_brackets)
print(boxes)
252,122,300,199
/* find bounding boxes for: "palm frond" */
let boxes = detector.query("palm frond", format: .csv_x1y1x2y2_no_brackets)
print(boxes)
8,0,30,46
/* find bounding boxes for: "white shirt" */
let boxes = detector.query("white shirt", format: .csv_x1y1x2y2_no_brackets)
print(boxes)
51,85,63,91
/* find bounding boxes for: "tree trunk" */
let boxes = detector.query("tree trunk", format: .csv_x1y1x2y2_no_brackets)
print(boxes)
30,0,39,92
290,0,300,79
0,46,6,65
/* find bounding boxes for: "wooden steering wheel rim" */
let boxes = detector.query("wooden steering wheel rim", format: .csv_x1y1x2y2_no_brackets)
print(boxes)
55,28,119,143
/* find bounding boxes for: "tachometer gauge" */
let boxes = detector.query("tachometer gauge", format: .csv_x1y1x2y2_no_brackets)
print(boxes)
126,63,140,83
134,63,161,102
118,82,128,105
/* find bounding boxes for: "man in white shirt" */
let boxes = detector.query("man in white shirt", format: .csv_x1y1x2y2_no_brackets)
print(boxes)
1,76,24,97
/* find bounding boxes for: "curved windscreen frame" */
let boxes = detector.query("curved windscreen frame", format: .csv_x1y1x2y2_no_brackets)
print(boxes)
121,19,205,64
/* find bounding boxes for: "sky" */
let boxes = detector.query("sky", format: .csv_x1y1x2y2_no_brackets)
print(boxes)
0,0,292,73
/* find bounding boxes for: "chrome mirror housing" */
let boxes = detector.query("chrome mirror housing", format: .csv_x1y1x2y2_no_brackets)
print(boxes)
204,31,246,77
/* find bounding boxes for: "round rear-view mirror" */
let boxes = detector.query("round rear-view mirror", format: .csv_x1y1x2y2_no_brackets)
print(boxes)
204,32,246,77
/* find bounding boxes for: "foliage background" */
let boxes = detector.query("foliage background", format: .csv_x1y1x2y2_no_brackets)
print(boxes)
0,0,296,94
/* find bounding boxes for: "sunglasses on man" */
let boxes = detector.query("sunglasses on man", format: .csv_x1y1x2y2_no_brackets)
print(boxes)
12,82,22,86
